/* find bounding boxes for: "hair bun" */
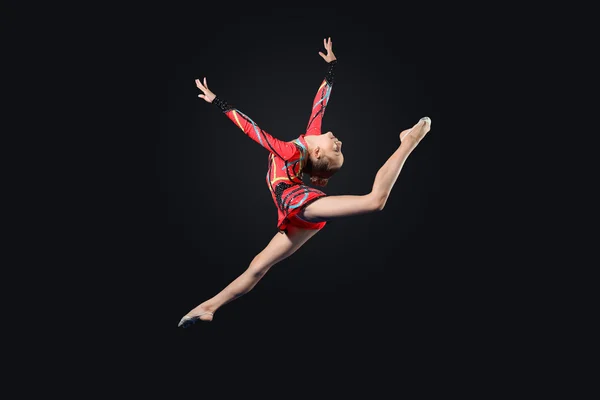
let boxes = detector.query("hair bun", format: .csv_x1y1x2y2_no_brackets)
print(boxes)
310,176,329,187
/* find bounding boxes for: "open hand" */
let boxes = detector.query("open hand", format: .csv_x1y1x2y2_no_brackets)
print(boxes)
195,77,216,103
318,37,336,63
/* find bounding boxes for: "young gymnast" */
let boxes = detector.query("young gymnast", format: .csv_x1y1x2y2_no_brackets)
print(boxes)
179,37,431,328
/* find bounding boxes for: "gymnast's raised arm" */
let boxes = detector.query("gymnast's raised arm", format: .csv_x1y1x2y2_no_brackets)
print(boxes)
195,77,299,161
305,37,337,136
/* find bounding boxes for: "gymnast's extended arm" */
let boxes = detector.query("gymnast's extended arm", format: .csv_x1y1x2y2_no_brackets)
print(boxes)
195,77,298,160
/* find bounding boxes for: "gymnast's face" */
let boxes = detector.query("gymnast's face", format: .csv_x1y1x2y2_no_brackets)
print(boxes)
315,131,344,168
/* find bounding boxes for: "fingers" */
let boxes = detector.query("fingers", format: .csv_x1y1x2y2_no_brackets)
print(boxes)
195,77,209,90
318,51,326,60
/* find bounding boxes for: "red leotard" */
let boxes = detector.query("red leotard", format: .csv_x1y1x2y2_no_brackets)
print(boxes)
212,61,337,232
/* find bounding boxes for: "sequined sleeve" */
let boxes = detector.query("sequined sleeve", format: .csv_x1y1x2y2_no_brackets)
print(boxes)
213,96,299,161
305,60,337,136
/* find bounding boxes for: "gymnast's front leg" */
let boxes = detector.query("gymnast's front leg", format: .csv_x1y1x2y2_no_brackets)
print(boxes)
301,118,431,221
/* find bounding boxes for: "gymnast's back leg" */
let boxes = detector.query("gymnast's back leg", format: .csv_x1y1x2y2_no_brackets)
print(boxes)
178,224,320,327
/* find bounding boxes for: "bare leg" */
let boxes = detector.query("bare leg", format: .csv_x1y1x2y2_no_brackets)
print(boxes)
302,117,431,220
178,225,320,327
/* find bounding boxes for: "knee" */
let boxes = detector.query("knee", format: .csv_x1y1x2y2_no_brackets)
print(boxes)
249,254,271,278
369,193,388,211
375,197,387,211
